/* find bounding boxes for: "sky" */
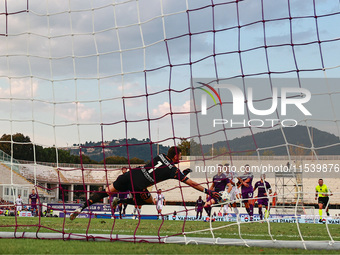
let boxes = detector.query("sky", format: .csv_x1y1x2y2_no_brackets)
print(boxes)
0,0,340,151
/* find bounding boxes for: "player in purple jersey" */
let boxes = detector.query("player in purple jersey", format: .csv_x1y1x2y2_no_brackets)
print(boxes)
238,164,254,220
29,189,39,216
254,174,272,220
204,165,231,216
70,147,221,220
195,196,204,220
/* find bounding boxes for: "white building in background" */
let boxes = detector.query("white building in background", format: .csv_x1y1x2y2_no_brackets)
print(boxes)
0,153,339,205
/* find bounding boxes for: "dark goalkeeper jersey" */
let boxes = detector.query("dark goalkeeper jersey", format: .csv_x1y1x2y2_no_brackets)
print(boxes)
130,154,189,189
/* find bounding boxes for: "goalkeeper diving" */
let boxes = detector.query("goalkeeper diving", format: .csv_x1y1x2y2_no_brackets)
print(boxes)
70,146,222,220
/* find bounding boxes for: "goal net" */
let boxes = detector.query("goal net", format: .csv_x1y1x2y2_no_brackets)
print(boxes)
0,0,339,250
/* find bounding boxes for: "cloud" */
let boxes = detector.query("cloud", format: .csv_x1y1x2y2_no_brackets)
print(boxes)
56,103,96,122
117,82,140,92
0,79,38,98
4,0,327,83
1,0,339,147
152,100,190,117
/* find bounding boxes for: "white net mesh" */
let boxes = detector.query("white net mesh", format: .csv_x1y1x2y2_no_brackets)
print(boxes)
0,0,339,250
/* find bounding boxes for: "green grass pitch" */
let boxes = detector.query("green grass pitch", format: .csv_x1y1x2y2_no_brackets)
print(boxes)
0,217,339,254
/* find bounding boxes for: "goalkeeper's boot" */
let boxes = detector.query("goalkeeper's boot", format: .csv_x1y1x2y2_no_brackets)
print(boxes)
326,211,330,216
70,208,82,221
111,197,120,208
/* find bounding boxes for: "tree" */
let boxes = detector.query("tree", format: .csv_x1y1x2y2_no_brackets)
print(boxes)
177,138,190,156
130,157,145,164
289,143,306,156
262,150,275,156
217,146,229,156
207,146,218,156
81,155,97,164
190,139,201,156
0,133,34,160
102,156,128,164
177,138,202,156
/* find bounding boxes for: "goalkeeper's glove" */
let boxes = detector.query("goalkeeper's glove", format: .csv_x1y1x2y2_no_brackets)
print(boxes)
183,168,192,176
204,188,221,201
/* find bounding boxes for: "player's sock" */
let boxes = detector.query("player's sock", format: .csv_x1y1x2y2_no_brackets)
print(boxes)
249,204,254,217
204,207,209,216
234,207,239,216
259,208,263,220
224,205,229,214
123,204,127,215
118,205,122,218
319,209,323,219
264,209,270,219
81,192,109,211
207,207,212,216
326,209,330,216
245,207,250,215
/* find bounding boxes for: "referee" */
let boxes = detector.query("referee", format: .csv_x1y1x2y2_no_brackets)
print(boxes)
315,179,333,223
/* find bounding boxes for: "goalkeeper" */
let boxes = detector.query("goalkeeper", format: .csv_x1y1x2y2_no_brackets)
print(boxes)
70,146,221,220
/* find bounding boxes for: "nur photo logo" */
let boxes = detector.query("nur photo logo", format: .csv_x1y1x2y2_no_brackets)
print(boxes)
196,81,312,128
197,82,222,115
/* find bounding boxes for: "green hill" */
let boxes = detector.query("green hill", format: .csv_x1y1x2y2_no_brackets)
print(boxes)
201,126,340,156
71,138,169,162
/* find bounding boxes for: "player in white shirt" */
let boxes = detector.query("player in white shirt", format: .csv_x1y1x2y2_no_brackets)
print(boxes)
16,194,23,212
154,189,166,219
222,164,240,220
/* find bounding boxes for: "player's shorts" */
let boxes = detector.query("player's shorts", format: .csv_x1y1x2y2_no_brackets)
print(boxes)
112,172,151,205
156,204,163,211
257,198,269,206
17,206,22,211
242,191,253,201
318,197,329,206
196,207,203,213
228,188,239,202
233,187,240,195
119,192,129,200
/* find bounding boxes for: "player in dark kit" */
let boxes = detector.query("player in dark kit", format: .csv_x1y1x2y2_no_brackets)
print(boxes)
70,146,221,220
29,189,39,216
253,174,272,220
238,165,254,220
203,164,230,217
195,196,204,220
